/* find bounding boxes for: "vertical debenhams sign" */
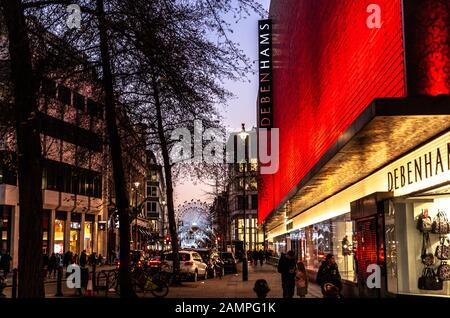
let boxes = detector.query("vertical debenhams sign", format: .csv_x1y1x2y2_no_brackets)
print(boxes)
258,19,273,128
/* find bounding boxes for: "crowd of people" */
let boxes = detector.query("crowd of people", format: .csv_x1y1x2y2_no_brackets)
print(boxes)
277,251,343,298
247,249,271,266
42,250,105,278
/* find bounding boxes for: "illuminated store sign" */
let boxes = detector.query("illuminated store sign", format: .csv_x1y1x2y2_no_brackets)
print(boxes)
258,19,273,128
388,143,450,192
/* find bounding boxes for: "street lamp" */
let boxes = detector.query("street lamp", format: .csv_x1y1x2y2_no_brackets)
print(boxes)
134,181,140,250
238,123,249,281
161,200,166,251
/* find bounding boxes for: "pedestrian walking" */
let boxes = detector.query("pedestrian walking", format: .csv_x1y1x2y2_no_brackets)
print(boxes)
98,254,104,266
277,250,296,298
43,253,49,278
0,251,12,279
80,250,87,268
295,261,308,298
258,250,265,266
48,252,57,278
63,251,72,268
252,250,258,266
316,254,343,298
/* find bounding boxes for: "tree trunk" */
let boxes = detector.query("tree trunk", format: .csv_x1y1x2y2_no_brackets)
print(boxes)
1,0,45,298
96,0,135,298
151,74,180,278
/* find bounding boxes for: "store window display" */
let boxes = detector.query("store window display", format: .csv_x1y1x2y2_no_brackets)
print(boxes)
386,194,450,297
303,214,356,282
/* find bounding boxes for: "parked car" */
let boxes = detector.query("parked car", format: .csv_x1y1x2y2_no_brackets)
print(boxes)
161,250,208,282
116,250,146,269
220,252,238,274
192,248,224,278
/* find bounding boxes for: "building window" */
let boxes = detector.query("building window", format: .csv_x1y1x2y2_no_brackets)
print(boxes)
251,195,258,210
57,85,71,105
147,202,158,218
149,170,158,182
238,177,257,191
237,196,248,210
147,185,157,197
42,159,102,198
73,92,85,111
87,99,99,117
42,79,56,98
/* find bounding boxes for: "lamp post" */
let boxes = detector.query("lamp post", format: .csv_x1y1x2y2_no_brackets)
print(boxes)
161,200,166,251
238,123,249,281
134,181,140,250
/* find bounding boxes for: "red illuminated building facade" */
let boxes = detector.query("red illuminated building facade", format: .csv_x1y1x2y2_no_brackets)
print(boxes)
259,0,450,297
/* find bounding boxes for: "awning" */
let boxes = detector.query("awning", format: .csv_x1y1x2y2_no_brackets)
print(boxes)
264,96,450,232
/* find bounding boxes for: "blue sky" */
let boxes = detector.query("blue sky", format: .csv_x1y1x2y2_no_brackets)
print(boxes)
173,0,270,207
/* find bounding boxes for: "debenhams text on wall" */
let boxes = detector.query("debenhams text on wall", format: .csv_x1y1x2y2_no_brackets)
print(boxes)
258,19,273,129
387,143,450,192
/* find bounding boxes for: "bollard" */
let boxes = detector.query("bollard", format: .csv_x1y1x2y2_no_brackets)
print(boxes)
12,268,18,299
242,257,248,281
55,266,63,297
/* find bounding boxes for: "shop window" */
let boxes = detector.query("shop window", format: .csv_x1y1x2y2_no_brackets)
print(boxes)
84,222,92,254
0,206,11,254
302,214,356,282
54,219,65,254
386,196,450,298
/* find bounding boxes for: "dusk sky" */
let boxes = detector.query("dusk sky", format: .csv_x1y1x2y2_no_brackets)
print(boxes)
173,0,270,208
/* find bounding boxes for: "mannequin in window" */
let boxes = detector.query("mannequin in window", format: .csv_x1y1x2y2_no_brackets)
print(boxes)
342,236,350,256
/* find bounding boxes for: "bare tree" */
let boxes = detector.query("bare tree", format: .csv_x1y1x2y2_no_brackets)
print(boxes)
0,0,44,298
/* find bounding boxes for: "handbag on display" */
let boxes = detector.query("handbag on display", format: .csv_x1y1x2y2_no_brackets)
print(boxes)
417,209,432,232
432,210,450,234
421,233,435,266
435,237,450,260
418,267,443,290
437,261,450,281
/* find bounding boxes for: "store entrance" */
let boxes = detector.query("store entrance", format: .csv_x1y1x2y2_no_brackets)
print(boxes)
351,192,390,298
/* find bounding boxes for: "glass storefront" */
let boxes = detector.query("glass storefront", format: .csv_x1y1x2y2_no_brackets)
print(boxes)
0,206,11,253
42,210,50,254
273,212,356,282
70,222,81,253
235,216,260,251
54,219,65,254
386,188,450,297
84,222,92,254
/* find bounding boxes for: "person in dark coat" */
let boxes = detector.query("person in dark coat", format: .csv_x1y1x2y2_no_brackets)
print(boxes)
258,250,265,266
80,250,87,268
316,254,343,298
63,251,72,268
0,251,12,278
277,250,296,298
48,252,57,278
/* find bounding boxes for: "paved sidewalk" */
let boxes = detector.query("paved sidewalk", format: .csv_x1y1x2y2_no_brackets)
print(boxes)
164,262,321,298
